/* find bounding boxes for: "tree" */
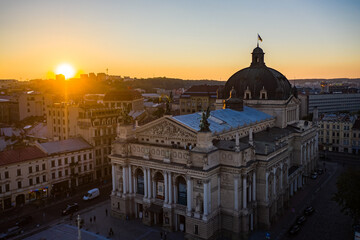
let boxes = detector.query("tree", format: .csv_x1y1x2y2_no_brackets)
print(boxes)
333,169,360,224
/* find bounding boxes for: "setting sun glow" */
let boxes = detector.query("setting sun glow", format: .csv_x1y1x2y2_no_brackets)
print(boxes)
55,64,75,79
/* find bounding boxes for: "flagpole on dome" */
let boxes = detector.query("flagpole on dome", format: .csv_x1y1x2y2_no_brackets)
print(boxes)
257,33,259,47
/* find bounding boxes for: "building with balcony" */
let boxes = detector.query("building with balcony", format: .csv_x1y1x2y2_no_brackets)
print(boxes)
0,138,94,211
47,103,120,180
318,113,358,154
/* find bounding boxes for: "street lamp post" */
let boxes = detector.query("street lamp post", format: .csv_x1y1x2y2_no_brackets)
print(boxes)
77,215,81,240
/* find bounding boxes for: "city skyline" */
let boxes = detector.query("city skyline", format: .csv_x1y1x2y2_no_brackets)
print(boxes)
0,0,359,81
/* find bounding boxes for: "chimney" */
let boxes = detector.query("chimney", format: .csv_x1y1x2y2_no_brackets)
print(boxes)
249,128,253,146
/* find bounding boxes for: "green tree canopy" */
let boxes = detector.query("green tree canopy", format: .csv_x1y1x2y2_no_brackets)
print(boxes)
333,169,360,224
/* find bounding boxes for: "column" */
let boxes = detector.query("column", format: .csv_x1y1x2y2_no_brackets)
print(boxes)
300,145,303,165
252,171,256,201
265,172,269,202
243,175,247,209
218,175,221,207
234,176,239,211
147,168,151,199
168,172,172,204
304,145,307,163
299,175,302,188
144,168,148,198
112,164,116,193
249,183,252,202
128,166,132,194
123,166,127,194
290,181,294,196
187,176,192,214
273,168,276,196
208,179,211,213
280,163,283,190
133,175,137,193
174,185,177,204
203,181,209,217
164,171,168,204
294,177,297,193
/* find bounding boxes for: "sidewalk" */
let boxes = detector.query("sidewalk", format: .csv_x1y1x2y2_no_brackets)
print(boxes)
0,181,111,226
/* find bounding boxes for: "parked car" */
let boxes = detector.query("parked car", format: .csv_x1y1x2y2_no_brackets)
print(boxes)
311,172,318,179
304,206,315,216
296,215,306,225
0,226,23,239
62,203,79,215
16,216,33,227
83,188,100,201
316,168,324,175
288,224,301,235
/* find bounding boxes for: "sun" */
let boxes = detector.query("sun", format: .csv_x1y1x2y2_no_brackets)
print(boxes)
55,63,75,79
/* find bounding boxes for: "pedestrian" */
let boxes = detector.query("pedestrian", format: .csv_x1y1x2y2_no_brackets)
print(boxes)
160,231,163,240
164,232,167,240
105,208,108,216
90,217,92,223
93,215,96,222
109,227,114,236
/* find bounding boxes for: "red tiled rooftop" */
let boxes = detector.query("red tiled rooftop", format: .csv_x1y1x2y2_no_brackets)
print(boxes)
0,146,47,166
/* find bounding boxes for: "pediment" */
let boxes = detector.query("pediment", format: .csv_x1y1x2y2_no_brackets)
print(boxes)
287,96,301,105
136,117,197,140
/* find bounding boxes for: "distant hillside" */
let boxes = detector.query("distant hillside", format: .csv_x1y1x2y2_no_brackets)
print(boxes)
289,78,360,82
126,77,225,92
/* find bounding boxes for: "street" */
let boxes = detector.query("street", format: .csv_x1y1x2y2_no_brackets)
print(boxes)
0,182,112,236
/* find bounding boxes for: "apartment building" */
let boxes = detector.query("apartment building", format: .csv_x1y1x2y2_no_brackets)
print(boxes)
0,138,94,211
47,103,119,180
179,85,221,115
318,113,357,153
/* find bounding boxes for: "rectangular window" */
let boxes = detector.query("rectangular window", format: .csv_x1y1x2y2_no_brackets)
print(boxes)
42,163,46,170
65,158,68,164
78,155,81,162
17,169,21,176
89,164,92,170
18,181,22,189
5,171,9,178
194,225,199,235
78,166,81,173
58,171,62,177
29,166,32,174
84,154,87,160
71,157,74,163
36,177,40,184
51,160,55,167
5,184,10,192
36,165,39,172
52,172,55,179
29,179,33,186
84,165,87,171
43,175,46,182
58,159,62,166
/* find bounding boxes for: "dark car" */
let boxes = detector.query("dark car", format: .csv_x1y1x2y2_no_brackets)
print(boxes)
304,206,315,216
311,172,318,179
288,224,301,235
316,168,324,175
62,203,79,215
296,215,306,225
0,226,23,239
16,216,33,227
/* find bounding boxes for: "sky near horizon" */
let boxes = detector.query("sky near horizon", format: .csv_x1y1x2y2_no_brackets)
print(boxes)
0,0,359,81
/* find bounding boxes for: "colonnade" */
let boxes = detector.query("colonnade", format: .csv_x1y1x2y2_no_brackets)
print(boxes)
234,171,256,211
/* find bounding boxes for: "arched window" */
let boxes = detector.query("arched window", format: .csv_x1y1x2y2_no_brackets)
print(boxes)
136,169,144,195
177,177,187,206
154,172,165,200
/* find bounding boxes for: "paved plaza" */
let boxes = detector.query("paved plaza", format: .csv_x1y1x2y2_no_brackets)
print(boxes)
24,200,184,240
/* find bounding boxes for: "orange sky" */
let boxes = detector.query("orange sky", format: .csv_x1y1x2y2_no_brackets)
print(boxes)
0,1,359,81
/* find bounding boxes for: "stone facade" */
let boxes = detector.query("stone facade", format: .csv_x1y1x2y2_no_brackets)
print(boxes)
110,46,318,239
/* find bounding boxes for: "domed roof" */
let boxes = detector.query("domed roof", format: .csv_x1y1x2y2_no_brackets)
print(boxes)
223,47,292,100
